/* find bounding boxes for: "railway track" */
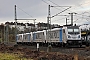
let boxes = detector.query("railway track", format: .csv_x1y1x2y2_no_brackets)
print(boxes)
17,44,90,58
0,42,90,60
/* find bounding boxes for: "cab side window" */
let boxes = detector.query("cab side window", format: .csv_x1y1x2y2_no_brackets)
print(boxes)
63,29,65,33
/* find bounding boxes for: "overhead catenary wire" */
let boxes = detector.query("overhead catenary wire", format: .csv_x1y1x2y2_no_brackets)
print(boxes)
42,0,90,24
15,6,37,24
47,0,73,12
48,0,90,18
74,0,90,9
42,0,72,18
41,0,49,5
16,6,34,18
47,0,72,16
47,0,71,11
51,7,71,18
41,0,74,21
70,0,90,18
48,0,90,23
48,0,72,10
52,15,70,22
74,15,90,22
41,0,72,25
42,0,63,11
42,0,72,15
73,19,79,23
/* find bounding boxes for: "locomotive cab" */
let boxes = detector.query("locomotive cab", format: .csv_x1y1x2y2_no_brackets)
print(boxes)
63,26,82,46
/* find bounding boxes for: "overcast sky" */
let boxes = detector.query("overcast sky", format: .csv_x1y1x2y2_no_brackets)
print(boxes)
0,0,90,25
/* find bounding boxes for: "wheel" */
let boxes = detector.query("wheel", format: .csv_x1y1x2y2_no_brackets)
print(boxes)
80,44,82,47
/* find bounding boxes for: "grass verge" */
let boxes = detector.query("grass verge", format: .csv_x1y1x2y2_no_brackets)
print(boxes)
0,52,33,60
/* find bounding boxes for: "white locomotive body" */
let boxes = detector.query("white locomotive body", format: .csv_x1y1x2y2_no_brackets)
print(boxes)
63,26,82,45
16,26,82,47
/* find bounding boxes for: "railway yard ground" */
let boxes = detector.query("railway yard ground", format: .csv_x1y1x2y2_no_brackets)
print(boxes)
0,42,90,60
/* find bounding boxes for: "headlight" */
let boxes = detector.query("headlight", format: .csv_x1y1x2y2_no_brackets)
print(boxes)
78,35,80,38
68,35,71,38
